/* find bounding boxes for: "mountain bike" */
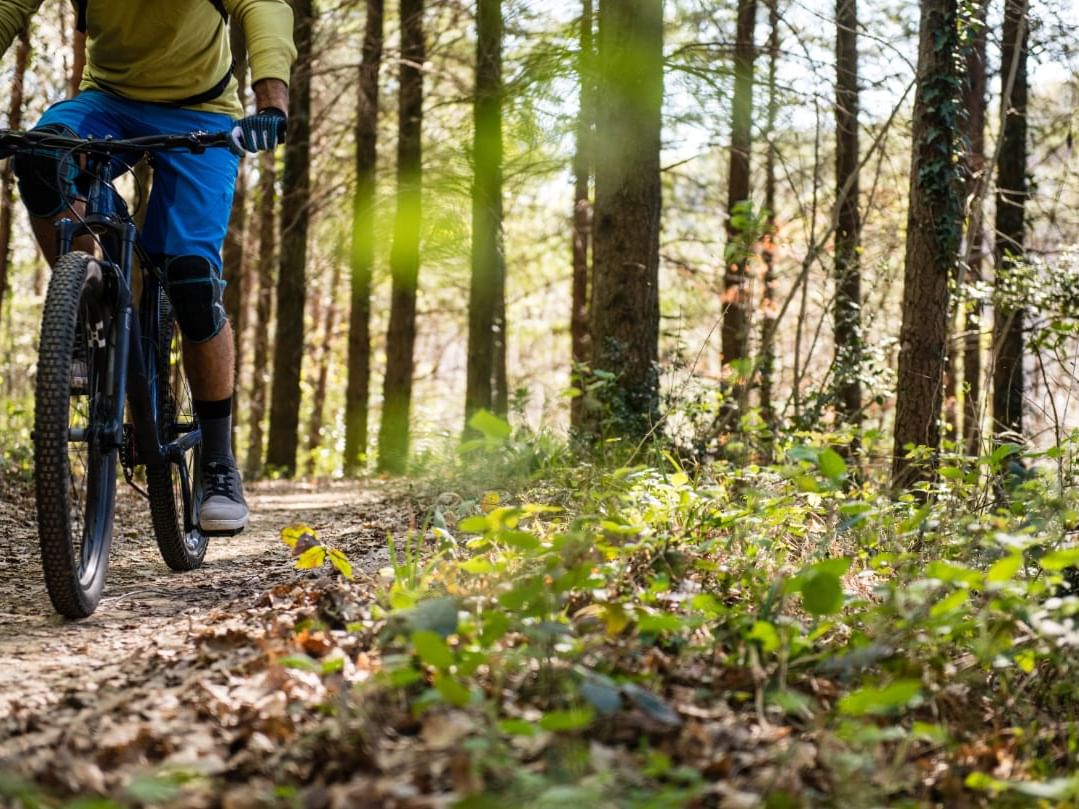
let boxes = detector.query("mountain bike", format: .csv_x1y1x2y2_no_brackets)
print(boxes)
0,128,234,619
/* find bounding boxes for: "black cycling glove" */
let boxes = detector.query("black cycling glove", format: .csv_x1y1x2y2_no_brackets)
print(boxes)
230,108,287,155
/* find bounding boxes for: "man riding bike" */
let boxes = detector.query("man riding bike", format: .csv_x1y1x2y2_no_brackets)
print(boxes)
0,0,297,534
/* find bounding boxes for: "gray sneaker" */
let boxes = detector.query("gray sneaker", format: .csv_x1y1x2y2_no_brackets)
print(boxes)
199,460,249,534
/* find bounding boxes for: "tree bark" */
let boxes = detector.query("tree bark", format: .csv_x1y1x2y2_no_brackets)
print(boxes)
243,153,277,480
720,0,757,371
307,258,343,468
833,0,861,426
588,0,663,441
222,22,249,412
266,0,314,476
344,0,384,475
758,0,778,429
570,0,594,431
962,0,988,454
891,0,963,488
992,0,1027,440
0,30,30,321
377,0,425,473
465,0,505,428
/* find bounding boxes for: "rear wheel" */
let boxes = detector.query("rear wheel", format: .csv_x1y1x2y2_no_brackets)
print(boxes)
146,292,208,570
34,252,117,619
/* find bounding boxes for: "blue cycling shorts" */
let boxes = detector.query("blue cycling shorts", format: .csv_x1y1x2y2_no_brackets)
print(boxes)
21,90,240,268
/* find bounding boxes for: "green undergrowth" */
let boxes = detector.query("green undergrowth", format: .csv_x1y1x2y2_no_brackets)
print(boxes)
370,414,1079,806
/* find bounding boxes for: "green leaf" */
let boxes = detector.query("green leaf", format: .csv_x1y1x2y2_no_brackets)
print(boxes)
411,629,454,670
459,557,494,575
328,548,353,579
986,554,1022,584
539,706,595,731
279,654,320,672
434,674,471,706
1040,548,1079,572
929,588,969,618
748,621,780,653
818,448,847,481
458,515,490,534
497,530,541,551
838,679,922,716
581,680,622,715
295,545,326,570
637,613,687,634
468,409,512,441
498,718,538,736
802,571,843,615
406,597,460,638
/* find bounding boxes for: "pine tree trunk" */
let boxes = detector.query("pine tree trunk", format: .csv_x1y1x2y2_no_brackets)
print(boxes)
588,0,663,441
266,0,314,476
891,0,963,488
720,0,757,371
0,30,29,321
570,0,594,431
465,0,505,428
992,0,1027,440
307,259,344,467
758,0,778,429
222,22,249,412
377,0,425,473
834,0,861,426
244,153,277,480
344,0,384,475
962,0,988,455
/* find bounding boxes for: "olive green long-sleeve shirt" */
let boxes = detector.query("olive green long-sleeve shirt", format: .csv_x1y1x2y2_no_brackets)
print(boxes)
0,0,296,118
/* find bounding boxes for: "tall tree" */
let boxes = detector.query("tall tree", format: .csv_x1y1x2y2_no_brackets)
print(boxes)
961,0,988,454
222,22,249,400
0,30,29,321
758,0,778,428
833,0,861,426
588,0,663,440
892,0,963,487
344,0,384,475
244,153,277,480
719,0,757,371
266,0,314,476
570,0,594,431
465,0,506,426
992,0,1028,440
377,0,425,473
307,257,344,469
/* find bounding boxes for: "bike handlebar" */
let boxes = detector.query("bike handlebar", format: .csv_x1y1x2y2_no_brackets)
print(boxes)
0,128,234,160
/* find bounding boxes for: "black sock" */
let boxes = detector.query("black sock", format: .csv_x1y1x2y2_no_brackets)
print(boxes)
194,397,234,467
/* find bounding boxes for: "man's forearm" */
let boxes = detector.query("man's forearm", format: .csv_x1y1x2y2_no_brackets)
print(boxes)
252,78,288,116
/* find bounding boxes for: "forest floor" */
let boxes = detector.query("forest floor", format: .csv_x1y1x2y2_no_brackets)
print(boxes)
0,475,417,808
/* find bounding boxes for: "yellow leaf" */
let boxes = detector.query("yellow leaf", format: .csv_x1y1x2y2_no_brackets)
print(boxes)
328,548,353,579
481,491,501,512
282,523,318,550
295,545,326,570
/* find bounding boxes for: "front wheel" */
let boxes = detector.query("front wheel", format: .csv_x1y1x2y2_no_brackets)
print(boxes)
34,252,118,618
146,291,208,570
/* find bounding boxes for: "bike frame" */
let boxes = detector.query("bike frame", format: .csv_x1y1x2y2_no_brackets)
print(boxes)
57,155,201,533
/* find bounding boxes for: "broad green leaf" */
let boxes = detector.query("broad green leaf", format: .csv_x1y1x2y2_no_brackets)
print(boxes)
278,654,319,672
434,674,471,706
295,545,326,570
498,718,538,736
986,554,1022,584
748,621,780,653
407,598,460,638
637,613,687,634
539,706,595,732
802,571,843,615
838,679,922,716
497,530,541,551
458,515,490,534
1040,548,1079,572
468,409,511,441
328,548,353,579
818,448,847,481
412,630,454,670
929,588,968,618
459,557,494,575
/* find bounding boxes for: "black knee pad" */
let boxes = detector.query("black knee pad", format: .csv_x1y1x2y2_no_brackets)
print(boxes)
163,255,227,343
13,124,87,218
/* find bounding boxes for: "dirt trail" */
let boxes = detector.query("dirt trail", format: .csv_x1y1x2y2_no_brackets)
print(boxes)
0,478,410,797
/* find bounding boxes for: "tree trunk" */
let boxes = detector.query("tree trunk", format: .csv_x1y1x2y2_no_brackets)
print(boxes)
570,0,594,431
720,0,757,371
344,0,384,475
588,0,663,441
465,0,505,428
992,0,1027,441
377,0,424,473
833,0,861,426
758,0,778,429
222,22,249,415
244,153,277,480
0,30,30,321
891,0,963,488
266,0,314,476
962,0,988,455
307,258,344,468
